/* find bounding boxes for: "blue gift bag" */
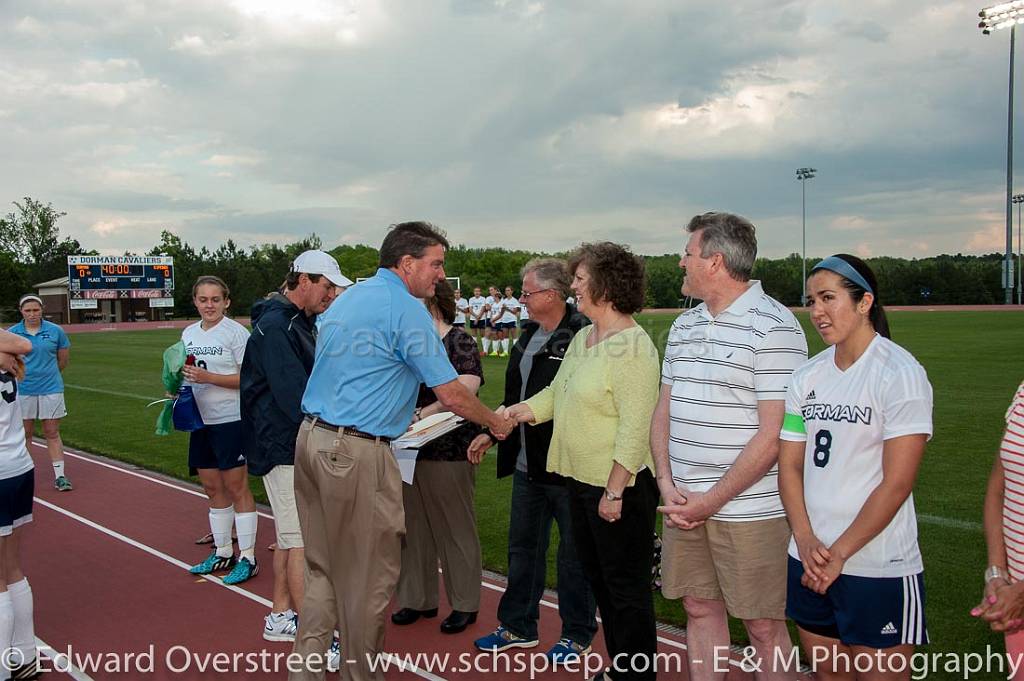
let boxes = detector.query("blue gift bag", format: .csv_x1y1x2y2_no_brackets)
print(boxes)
172,385,205,432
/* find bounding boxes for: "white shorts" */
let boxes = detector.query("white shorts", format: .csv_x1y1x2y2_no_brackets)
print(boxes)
18,393,67,420
263,465,303,549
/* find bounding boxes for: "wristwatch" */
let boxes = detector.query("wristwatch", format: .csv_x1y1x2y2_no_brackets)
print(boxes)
604,488,623,502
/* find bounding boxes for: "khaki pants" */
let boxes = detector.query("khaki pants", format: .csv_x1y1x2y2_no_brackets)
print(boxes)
396,460,482,613
290,420,404,681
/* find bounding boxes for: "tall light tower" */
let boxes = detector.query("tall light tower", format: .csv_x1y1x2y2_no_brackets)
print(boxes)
796,167,817,306
1014,193,1024,303
980,2,1023,304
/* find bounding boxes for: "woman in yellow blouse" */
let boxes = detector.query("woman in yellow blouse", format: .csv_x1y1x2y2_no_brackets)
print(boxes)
507,242,661,681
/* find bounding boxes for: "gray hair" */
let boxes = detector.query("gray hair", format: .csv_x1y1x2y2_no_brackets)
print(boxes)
521,257,571,298
685,211,757,281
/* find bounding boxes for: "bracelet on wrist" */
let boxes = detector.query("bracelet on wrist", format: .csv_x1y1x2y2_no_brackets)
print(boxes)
986,565,1011,584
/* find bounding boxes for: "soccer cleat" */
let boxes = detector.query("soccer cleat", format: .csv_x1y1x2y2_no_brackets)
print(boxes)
264,610,299,642
489,351,499,357
326,638,341,672
498,352,508,358
546,637,591,664
189,551,237,575
54,476,73,491
223,557,259,585
473,626,539,652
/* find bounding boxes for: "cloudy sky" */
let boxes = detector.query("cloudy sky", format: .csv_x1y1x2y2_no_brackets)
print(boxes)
0,0,1017,259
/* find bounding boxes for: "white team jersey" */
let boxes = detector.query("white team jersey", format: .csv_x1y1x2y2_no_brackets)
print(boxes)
0,371,33,480
499,298,520,323
454,297,469,324
489,297,504,323
182,317,249,425
468,296,487,319
520,305,530,321
781,335,932,578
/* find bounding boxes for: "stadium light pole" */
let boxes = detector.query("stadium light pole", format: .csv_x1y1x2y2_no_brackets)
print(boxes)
796,167,817,306
1015,193,1024,303
980,2,1023,304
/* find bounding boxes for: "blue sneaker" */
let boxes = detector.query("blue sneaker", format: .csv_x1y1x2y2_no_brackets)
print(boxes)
473,626,538,652
189,551,236,575
223,557,259,585
546,637,591,663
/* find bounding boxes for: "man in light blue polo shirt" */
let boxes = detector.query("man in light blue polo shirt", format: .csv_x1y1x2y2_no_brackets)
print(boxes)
291,221,512,681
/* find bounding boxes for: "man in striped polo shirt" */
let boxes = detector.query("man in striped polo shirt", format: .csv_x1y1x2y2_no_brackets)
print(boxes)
651,211,807,681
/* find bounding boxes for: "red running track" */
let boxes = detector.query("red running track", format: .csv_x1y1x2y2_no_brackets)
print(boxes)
21,441,760,680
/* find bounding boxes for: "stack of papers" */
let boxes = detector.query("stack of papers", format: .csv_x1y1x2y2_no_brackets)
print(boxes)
392,411,465,449
392,411,466,484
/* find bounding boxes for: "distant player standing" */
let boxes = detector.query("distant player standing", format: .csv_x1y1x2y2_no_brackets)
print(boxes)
183,276,261,586
9,295,72,492
0,329,39,680
454,289,469,328
779,255,932,680
468,287,487,354
502,286,521,346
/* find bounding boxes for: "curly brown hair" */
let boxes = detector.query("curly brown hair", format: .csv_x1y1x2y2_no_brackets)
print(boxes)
567,242,646,314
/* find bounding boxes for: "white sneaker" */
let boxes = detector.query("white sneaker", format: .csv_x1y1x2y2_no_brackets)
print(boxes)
263,610,298,642
326,638,341,672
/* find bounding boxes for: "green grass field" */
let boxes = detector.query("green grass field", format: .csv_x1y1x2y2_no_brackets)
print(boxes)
48,311,1024,674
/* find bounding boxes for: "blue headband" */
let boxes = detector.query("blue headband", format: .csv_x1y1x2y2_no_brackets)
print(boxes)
811,256,874,296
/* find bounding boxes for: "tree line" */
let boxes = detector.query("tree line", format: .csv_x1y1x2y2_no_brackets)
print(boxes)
0,197,1013,321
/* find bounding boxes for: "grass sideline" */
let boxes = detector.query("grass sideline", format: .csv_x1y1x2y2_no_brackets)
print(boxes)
48,310,1022,672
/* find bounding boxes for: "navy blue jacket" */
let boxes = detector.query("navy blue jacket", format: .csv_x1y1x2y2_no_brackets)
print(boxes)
240,293,317,476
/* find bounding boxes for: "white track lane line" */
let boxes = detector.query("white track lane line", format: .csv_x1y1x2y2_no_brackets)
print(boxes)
31,441,274,521
33,497,446,681
35,636,97,681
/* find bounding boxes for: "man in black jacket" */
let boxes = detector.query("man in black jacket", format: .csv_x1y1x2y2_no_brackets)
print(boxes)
240,250,351,644
469,258,598,662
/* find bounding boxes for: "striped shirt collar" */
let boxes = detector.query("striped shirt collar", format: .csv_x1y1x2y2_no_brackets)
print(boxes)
699,280,764,319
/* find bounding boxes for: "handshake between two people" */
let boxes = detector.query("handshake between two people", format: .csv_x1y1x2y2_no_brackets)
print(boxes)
468,403,536,464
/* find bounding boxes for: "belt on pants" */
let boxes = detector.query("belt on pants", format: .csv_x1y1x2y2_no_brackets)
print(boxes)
304,416,392,444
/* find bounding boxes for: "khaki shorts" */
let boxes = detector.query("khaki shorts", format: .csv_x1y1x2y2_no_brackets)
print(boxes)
661,516,790,621
263,465,303,549
18,393,67,420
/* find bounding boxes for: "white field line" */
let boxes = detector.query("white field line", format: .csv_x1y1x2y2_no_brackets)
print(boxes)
64,383,161,402
34,497,445,681
917,513,982,531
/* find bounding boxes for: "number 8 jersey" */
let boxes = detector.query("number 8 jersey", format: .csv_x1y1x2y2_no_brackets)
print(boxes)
780,335,933,578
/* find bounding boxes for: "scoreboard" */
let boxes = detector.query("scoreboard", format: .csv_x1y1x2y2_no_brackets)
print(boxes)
67,256,174,296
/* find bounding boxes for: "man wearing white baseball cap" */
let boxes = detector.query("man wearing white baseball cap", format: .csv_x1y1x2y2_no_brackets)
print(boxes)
240,249,351,654
291,250,354,289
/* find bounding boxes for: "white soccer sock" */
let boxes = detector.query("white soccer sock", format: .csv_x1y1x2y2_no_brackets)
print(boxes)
502,339,510,353
52,460,64,480
0,591,12,668
9,578,34,660
234,511,258,562
482,338,491,352
209,506,235,558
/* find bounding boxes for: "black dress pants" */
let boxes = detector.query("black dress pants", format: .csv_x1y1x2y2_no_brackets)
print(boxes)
567,468,658,681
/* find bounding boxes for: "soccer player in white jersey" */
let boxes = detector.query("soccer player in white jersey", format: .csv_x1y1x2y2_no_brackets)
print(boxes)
652,212,807,681
779,254,932,679
454,289,469,328
468,287,488,354
182,275,261,586
502,285,521,346
0,329,39,680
